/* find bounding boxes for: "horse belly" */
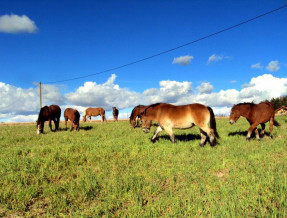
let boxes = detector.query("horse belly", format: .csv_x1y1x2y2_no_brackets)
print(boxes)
169,116,194,129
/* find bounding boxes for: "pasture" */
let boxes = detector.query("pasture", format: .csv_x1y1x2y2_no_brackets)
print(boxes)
0,117,287,217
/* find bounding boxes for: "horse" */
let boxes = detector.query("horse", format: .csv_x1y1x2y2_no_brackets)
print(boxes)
113,107,119,122
36,105,61,134
64,108,80,131
83,107,106,122
130,105,152,128
141,103,219,146
229,101,280,140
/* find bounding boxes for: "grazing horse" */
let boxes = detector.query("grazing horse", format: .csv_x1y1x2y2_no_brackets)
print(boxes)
130,105,152,128
36,105,61,134
64,108,80,131
113,107,119,122
83,107,106,122
141,103,219,146
229,102,279,140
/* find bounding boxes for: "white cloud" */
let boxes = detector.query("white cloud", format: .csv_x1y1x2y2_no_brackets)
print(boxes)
172,55,194,66
266,60,280,72
196,82,213,94
65,74,142,109
2,73,287,122
251,63,263,69
0,82,65,121
0,14,38,34
207,54,231,64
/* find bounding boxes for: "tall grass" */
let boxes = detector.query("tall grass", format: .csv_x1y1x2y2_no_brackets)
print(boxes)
0,117,287,216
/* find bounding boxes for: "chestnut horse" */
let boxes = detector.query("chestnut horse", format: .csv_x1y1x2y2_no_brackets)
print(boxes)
83,107,106,122
37,105,61,134
64,108,80,131
229,102,279,140
113,107,119,122
130,105,152,128
141,103,219,146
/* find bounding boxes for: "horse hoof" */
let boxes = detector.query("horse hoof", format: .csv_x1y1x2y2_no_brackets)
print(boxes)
246,137,250,141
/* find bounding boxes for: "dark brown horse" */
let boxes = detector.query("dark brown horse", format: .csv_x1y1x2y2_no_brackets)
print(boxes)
141,103,219,146
113,107,119,122
83,107,106,122
37,105,61,134
130,105,152,128
229,102,279,140
64,108,80,131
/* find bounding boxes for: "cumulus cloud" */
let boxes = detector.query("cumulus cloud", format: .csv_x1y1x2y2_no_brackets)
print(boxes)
266,60,280,72
2,73,287,122
0,82,65,121
207,54,231,64
65,74,142,109
172,55,194,66
196,82,213,94
251,63,263,69
0,14,38,34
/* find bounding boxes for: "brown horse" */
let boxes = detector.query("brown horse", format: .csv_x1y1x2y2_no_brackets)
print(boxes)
229,102,279,140
130,105,152,128
113,107,119,122
83,107,106,122
64,108,80,131
37,105,61,134
141,103,219,146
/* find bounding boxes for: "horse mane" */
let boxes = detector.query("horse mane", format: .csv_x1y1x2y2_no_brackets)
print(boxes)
233,102,255,108
142,103,163,115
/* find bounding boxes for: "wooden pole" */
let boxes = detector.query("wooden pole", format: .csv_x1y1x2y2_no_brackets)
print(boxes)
40,82,42,109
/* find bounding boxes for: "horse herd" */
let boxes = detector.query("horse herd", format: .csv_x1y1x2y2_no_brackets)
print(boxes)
36,101,280,146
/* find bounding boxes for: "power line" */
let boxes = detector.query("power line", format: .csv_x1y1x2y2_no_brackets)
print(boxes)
44,4,287,84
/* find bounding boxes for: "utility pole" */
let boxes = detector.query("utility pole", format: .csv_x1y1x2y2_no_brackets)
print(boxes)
39,82,42,109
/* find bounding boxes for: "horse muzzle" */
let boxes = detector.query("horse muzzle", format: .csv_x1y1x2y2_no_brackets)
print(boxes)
229,120,235,125
142,127,150,133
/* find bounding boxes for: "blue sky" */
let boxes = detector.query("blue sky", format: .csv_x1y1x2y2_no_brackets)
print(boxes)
0,1,287,122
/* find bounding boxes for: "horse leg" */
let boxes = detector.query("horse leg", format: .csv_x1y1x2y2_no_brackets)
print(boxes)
254,128,260,141
199,129,207,147
246,123,259,140
65,117,68,130
269,116,274,139
151,126,163,143
164,127,175,143
260,123,265,137
49,119,53,132
200,125,216,146
69,120,73,131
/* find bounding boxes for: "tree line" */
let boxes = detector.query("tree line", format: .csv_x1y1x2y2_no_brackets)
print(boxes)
269,96,287,110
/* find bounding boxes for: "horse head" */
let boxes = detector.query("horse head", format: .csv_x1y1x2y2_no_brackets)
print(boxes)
140,111,152,133
229,105,240,124
36,119,44,134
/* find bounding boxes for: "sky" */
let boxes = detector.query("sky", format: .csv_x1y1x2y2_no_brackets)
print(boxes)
0,0,287,122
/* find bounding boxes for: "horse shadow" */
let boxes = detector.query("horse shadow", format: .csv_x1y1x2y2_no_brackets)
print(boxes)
228,130,271,139
79,126,93,131
159,133,201,142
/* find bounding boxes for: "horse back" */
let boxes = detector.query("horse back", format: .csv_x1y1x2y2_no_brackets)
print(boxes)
49,105,61,119
252,102,275,122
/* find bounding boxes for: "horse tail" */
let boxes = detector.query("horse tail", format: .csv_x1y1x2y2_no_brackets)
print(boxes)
207,106,220,139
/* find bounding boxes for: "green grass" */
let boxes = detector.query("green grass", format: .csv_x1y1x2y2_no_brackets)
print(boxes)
0,117,287,217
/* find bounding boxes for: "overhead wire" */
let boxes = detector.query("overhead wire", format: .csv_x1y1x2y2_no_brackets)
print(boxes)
30,5,287,85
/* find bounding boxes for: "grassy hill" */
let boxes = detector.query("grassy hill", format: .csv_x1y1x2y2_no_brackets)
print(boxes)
0,117,287,217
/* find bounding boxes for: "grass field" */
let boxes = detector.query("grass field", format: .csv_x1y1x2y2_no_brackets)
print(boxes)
0,116,287,217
